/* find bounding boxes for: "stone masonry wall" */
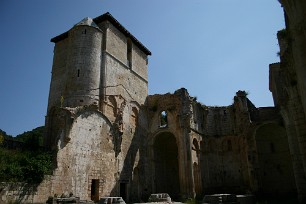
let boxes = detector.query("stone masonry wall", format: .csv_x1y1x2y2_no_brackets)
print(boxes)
104,55,148,105
46,110,115,201
64,25,102,108
47,38,69,111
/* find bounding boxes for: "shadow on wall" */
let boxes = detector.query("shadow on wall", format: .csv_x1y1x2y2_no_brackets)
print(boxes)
110,107,147,203
0,183,39,203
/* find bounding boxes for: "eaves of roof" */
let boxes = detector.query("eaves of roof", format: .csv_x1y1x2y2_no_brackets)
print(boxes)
50,12,151,56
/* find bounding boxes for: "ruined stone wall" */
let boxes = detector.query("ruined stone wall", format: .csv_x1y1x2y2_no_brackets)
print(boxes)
0,179,52,203
269,19,306,201
190,100,246,194
200,135,246,194
280,0,306,118
44,110,116,201
143,89,194,200
190,101,237,137
254,123,296,195
275,5,306,201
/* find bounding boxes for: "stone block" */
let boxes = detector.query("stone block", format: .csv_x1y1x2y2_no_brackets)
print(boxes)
202,194,238,204
236,195,255,204
99,197,126,204
148,193,171,202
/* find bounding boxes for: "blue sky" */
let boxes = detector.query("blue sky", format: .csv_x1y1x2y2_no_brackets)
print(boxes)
0,0,284,136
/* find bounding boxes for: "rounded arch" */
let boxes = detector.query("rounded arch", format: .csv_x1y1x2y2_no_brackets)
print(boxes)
159,110,168,127
149,129,178,147
153,131,180,199
74,108,113,128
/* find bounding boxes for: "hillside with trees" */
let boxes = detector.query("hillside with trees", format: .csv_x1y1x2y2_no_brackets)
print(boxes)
0,126,54,183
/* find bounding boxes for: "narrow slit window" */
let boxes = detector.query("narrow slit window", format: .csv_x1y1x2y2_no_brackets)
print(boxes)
127,39,132,67
77,69,80,77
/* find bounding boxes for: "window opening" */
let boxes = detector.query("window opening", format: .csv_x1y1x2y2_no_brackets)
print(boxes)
77,69,80,77
160,111,168,127
127,39,132,67
120,182,127,201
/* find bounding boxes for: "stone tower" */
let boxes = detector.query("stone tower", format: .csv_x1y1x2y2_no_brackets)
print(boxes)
46,12,151,148
41,13,151,202
47,12,151,113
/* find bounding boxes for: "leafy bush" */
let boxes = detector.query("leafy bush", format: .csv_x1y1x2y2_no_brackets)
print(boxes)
0,148,53,183
0,126,54,184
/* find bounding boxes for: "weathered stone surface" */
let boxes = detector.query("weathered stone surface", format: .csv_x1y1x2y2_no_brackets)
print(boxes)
236,195,255,204
99,197,126,204
5,6,306,203
203,194,238,204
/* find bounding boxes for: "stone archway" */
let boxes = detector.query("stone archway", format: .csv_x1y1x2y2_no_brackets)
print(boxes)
153,132,180,199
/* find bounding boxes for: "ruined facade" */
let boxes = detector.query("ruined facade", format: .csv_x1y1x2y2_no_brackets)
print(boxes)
37,12,297,203
4,3,306,202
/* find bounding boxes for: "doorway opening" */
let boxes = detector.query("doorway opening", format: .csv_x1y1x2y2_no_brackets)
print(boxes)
153,132,180,199
91,179,100,202
120,182,127,201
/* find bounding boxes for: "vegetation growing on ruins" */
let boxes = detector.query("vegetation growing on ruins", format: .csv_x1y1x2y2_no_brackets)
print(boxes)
0,127,53,184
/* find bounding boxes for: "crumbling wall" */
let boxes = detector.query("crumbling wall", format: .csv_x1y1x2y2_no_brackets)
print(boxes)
144,88,194,200
269,21,306,201
48,109,115,200
199,136,245,194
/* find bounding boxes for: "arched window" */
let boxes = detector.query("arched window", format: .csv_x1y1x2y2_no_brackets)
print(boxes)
160,110,168,127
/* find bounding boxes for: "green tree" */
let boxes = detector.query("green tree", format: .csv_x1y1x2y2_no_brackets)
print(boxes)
0,134,4,145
